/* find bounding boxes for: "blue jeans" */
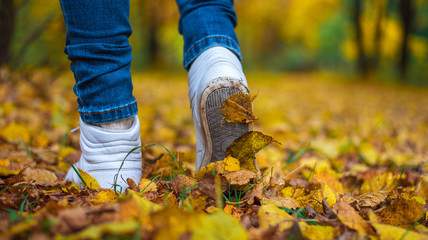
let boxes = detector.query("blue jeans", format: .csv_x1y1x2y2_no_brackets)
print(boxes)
59,0,241,124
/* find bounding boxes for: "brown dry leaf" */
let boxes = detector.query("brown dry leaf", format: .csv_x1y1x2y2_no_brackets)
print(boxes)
78,168,101,190
376,198,424,226
357,191,389,208
23,168,57,185
335,201,374,236
226,131,278,172
4,165,29,185
360,172,401,194
198,173,228,200
171,174,198,195
261,197,300,210
220,92,258,123
244,183,264,205
126,178,138,192
223,169,256,186
90,189,118,205
57,207,89,234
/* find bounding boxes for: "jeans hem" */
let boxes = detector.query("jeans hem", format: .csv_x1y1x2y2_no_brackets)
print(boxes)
79,101,138,124
183,35,242,71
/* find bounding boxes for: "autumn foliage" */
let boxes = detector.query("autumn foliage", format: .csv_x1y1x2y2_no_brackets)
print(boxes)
1,71,428,239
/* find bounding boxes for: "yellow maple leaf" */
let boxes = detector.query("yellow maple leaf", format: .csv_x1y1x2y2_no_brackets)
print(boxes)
78,167,101,190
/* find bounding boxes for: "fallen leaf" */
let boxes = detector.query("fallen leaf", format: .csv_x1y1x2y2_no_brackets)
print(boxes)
261,197,300,210
138,178,158,192
223,169,256,186
224,204,245,219
313,170,344,194
0,166,20,177
226,131,278,172
221,92,258,124
258,204,294,231
57,207,89,234
360,172,401,194
244,183,264,205
126,178,138,192
194,161,226,180
357,191,389,207
224,155,240,172
376,198,424,226
198,174,228,200
151,208,200,239
372,223,427,240
192,211,248,240
298,224,340,240
23,168,57,184
57,220,137,240
335,201,374,236
281,184,337,212
171,174,198,195
90,190,118,205
4,165,28,185
78,168,101,190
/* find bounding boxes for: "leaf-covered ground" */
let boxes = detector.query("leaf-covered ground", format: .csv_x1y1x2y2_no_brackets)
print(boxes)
1,70,428,239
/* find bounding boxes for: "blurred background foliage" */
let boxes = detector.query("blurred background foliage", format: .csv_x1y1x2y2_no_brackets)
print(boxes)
1,0,427,85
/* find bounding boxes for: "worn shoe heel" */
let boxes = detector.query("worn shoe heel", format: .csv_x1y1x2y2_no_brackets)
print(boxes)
198,77,252,169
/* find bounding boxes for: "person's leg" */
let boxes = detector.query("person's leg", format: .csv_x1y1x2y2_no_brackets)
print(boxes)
177,0,250,170
59,0,142,191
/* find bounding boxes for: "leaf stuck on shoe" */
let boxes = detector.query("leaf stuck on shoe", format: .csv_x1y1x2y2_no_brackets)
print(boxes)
220,93,258,124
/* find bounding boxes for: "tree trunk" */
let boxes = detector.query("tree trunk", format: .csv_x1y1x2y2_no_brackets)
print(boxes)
0,0,15,67
354,0,368,76
399,0,413,80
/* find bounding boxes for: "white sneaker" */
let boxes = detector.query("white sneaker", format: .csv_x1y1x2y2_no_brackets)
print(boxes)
65,116,142,192
188,47,252,171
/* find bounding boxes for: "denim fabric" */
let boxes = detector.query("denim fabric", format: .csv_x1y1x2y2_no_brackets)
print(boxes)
177,0,241,70
60,0,241,124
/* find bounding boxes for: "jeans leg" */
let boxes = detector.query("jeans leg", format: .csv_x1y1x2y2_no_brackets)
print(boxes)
59,0,137,124
176,0,241,71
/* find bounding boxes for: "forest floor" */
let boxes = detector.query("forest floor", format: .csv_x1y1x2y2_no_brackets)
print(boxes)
0,70,428,239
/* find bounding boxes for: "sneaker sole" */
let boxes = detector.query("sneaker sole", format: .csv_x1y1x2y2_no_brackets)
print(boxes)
199,77,252,168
